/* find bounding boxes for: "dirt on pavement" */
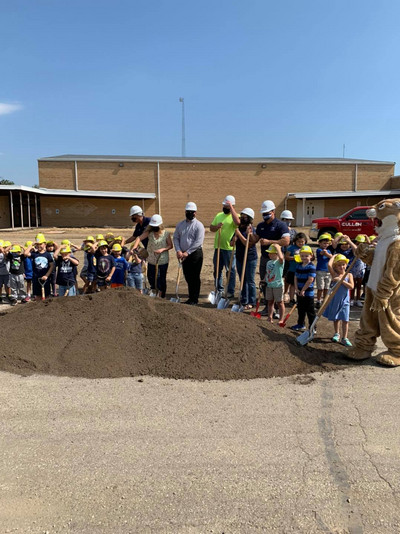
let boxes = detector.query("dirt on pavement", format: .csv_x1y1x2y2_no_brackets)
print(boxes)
0,288,353,380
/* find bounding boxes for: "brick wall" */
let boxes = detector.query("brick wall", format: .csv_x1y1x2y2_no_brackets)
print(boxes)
39,161,75,189
41,197,156,227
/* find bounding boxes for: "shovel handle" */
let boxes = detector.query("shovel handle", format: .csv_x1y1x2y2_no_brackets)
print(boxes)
223,239,235,299
317,256,357,318
215,228,221,291
239,231,251,293
175,261,182,292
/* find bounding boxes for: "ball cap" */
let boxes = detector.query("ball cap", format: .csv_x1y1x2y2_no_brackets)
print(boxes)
260,200,276,213
185,202,197,211
222,195,236,206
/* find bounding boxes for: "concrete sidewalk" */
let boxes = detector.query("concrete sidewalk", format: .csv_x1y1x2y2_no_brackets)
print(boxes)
0,346,399,533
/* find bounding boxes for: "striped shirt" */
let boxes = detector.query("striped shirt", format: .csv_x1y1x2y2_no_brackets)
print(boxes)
295,263,316,297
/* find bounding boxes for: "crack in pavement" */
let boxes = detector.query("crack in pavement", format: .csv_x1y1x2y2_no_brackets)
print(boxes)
354,403,399,502
319,377,364,533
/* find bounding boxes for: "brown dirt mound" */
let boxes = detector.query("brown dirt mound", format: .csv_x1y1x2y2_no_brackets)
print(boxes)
0,289,352,380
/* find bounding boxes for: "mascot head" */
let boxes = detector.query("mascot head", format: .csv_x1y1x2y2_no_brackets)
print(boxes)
366,198,400,236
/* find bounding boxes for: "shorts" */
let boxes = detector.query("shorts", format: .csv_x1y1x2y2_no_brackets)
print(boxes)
86,273,96,283
285,271,295,285
0,274,10,288
58,285,77,297
80,267,88,279
316,271,331,290
97,278,110,288
266,285,284,302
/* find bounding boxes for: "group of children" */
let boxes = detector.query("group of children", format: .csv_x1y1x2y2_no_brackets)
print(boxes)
263,231,376,346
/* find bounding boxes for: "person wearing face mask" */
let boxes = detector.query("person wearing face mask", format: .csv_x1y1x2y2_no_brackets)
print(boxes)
210,195,240,298
125,205,151,249
173,202,205,305
250,200,290,315
232,208,258,309
132,214,173,298
280,210,296,244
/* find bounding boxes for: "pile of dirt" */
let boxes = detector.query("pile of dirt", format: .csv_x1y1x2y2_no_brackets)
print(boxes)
0,289,352,380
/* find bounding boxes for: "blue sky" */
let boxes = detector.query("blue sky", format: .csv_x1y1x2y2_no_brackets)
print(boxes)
1,0,400,185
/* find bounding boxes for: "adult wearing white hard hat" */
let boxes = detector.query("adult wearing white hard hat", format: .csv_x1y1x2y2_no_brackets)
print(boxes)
232,208,258,309
210,195,240,298
125,205,151,248
132,214,173,298
250,200,290,316
280,209,297,244
173,202,205,305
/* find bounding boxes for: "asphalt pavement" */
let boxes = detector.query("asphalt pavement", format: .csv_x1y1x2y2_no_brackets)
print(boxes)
1,341,400,533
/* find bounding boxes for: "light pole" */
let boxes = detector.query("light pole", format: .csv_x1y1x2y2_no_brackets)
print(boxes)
179,97,186,157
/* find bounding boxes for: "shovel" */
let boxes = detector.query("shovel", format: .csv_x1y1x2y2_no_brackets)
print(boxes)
208,228,222,305
170,261,182,303
149,256,160,298
250,284,264,318
217,240,236,309
142,261,150,295
39,277,47,300
279,303,297,327
232,231,250,313
297,257,357,345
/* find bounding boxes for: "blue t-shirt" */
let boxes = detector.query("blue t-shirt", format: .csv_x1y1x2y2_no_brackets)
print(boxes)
128,260,142,275
235,227,258,262
338,247,354,261
256,219,290,258
287,244,300,273
111,257,129,284
295,263,316,298
31,251,54,279
24,256,33,278
316,248,331,271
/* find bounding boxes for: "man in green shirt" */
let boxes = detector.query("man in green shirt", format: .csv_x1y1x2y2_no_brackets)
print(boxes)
210,195,240,297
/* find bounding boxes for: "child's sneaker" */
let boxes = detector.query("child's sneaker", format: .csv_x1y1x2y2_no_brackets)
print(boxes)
315,300,321,309
21,296,30,303
10,299,17,306
355,300,363,307
350,299,354,306
341,338,352,347
332,333,340,342
291,324,306,331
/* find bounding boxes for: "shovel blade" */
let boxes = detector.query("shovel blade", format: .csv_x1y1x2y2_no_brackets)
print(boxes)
296,328,316,345
217,297,230,309
250,311,261,319
170,296,180,303
208,291,217,304
143,288,150,295
149,290,157,298
231,303,243,313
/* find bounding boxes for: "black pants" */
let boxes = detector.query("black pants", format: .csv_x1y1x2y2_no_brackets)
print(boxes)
297,295,316,327
182,248,203,303
148,263,168,298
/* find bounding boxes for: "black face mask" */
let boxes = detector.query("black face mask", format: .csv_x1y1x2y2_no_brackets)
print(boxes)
152,226,160,233
131,216,137,223
263,213,272,221
240,216,249,226
186,211,195,220
223,207,231,215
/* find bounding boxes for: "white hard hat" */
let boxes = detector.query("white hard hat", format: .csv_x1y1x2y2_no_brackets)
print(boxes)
280,209,294,220
130,205,143,217
222,195,236,206
149,214,163,226
260,200,276,213
241,207,255,219
185,202,197,211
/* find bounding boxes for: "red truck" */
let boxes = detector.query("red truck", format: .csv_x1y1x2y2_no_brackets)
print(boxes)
309,206,376,241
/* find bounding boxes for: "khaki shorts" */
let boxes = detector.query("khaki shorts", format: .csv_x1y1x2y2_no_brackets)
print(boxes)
266,286,284,302
316,270,331,290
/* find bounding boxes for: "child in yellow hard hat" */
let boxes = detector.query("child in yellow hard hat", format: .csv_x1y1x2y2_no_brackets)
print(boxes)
291,245,316,331
323,254,354,346
284,232,308,306
54,244,79,296
7,244,30,305
25,237,54,300
80,236,95,293
264,244,285,322
315,233,333,309
23,241,33,300
126,247,143,292
110,243,129,288
0,240,12,303
46,240,58,296
92,240,116,290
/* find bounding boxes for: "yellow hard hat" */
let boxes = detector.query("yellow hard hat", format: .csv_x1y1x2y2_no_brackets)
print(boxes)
24,240,33,247
112,243,122,252
355,234,366,243
369,235,377,241
98,240,108,247
61,239,70,245
10,244,22,253
60,246,71,254
300,245,313,254
318,233,332,241
96,234,104,241
3,240,12,247
333,253,349,264
294,254,302,263
83,244,92,252
85,235,95,243
0,240,4,247
35,233,45,241
114,235,123,242
266,245,278,254
339,238,348,244
46,240,54,245
105,232,115,242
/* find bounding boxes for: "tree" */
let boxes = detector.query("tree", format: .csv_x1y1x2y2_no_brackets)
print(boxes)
0,178,15,185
